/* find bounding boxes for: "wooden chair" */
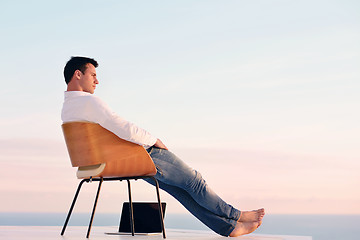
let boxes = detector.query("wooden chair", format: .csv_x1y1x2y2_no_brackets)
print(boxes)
60,121,166,238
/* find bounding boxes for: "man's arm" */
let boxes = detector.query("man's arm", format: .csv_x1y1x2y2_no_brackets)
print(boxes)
89,96,158,148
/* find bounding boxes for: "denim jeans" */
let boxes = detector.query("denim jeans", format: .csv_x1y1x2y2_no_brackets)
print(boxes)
145,147,241,236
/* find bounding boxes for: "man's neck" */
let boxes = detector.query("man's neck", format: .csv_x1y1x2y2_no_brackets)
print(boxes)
66,85,82,92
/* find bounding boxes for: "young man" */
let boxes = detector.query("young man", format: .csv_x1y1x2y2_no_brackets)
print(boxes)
61,56,265,237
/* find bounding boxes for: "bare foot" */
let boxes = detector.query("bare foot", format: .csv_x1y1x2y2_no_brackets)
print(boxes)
238,208,265,222
229,221,260,237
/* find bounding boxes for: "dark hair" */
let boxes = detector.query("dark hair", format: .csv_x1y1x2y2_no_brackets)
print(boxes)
63,56,99,84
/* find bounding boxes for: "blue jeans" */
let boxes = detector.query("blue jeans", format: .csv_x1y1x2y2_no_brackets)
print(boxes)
145,147,241,236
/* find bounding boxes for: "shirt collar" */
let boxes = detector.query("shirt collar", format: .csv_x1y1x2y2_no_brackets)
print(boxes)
64,91,93,99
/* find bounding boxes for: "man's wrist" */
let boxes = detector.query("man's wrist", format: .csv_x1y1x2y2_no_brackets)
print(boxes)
153,138,168,150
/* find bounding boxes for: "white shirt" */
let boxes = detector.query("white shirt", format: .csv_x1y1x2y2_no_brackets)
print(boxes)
61,91,157,149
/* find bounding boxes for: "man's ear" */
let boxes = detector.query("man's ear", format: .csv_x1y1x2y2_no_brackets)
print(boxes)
74,70,82,80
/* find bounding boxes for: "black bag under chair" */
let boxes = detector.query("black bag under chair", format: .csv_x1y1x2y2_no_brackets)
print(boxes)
106,202,166,235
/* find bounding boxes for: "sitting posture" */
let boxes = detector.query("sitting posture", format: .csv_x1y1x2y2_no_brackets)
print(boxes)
61,56,265,237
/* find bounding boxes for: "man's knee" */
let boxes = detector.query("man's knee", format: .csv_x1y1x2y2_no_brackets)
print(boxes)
187,170,207,191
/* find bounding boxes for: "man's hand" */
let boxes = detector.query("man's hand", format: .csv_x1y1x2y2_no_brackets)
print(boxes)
153,138,168,150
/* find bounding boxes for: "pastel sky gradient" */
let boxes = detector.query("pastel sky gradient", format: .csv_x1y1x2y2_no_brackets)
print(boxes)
0,0,359,215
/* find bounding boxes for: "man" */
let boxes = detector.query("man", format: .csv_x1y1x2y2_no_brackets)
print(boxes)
61,56,265,237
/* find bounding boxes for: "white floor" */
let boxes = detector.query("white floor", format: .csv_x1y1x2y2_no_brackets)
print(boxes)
0,226,311,240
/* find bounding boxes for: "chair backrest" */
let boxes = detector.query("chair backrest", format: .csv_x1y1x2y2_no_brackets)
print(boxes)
62,121,156,178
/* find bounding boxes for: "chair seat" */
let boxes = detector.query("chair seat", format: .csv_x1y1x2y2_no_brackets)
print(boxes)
77,163,106,179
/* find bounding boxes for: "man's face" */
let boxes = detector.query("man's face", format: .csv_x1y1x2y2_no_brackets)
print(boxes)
78,63,98,94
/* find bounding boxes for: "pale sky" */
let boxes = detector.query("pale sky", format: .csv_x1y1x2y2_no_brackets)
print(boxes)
0,0,359,215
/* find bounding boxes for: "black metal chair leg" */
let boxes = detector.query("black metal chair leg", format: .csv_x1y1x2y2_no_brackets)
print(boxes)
61,179,87,235
86,178,103,238
118,180,123,233
151,176,166,239
127,179,135,236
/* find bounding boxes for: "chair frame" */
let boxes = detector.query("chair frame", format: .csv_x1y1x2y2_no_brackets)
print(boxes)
60,176,166,238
